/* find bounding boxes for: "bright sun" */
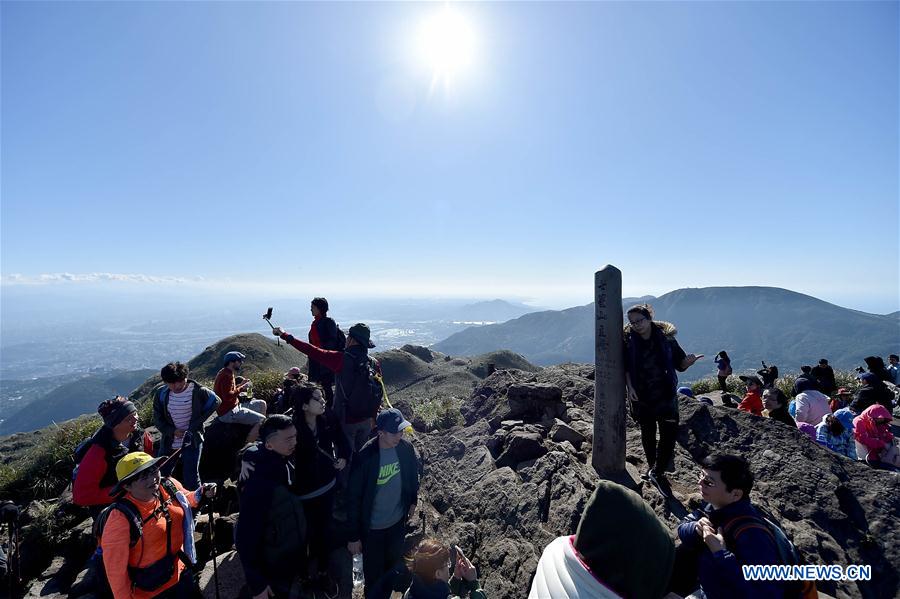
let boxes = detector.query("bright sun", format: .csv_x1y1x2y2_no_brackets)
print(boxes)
417,6,476,82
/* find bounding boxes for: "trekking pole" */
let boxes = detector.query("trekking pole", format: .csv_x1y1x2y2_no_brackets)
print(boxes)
206,502,221,599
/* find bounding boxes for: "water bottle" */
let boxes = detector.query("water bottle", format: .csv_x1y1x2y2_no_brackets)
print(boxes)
352,553,364,587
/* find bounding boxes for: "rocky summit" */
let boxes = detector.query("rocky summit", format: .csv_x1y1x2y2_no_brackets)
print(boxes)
410,365,899,599
6,350,899,599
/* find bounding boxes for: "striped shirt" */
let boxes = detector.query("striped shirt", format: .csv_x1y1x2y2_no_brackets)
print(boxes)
168,383,194,449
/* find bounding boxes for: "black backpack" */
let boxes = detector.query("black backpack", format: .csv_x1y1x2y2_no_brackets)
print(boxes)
333,325,347,351
340,355,384,420
722,513,817,599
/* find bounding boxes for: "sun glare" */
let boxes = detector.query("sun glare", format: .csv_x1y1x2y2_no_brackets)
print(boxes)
417,6,476,83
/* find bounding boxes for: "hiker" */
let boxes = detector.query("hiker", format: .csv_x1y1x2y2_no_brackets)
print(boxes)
292,382,350,591
272,322,382,452
736,375,763,416
623,304,702,486
811,359,837,395
863,355,890,382
762,388,795,428
830,387,853,413
833,397,861,435
236,415,306,599
853,372,894,413
714,351,732,393
793,377,832,426
887,354,899,385
853,404,900,469
530,480,674,599
793,366,819,394
669,454,783,599
214,351,267,441
73,397,153,516
346,409,420,599
757,362,778,389
309,297,344,406
153,362,220,490
100,452,216,599
403,539,486,599
815,414,857,460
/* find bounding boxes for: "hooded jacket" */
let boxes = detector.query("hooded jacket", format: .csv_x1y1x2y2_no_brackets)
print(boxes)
815,415,857,459
236,442,305,596
530,480,674,599
853,381,895,413
853,404,894,456
292,410,351,497
793,389,831,426
623,321,688,411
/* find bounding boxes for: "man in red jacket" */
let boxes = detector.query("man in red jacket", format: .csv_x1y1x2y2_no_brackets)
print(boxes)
273,323,381,453
214,351,267,442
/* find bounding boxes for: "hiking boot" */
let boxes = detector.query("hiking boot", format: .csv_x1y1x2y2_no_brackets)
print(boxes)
648,470,668,486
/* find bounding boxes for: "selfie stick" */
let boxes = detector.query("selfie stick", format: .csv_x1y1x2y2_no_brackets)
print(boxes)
263,307,281,346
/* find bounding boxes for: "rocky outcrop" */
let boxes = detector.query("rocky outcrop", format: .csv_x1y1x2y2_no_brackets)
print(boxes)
410,366,899,599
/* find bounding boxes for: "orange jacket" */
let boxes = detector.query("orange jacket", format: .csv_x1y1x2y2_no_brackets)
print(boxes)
738,390,763,416
100,479,199,599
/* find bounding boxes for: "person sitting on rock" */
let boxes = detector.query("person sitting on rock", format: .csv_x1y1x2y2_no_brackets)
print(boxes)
853,404,900,469
793,377,832,426
736,375,763,416
73,397,153,517
669,454,783,599
346,408,420,599
153,361,220,491
833,398,861,437
236,415,305,599
100,452,215,599
623,303,702,486
529,479,674,599
291,382,350,592
403,539,486,599
714,351,732,393
793,366,819,395
864,355,890,382
214,351,267,442
815,413,856,460
853,372,894,413
762,388,795,428
830,387,853,413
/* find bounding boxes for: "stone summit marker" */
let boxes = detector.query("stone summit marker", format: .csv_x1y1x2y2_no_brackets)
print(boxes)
593,265,626,478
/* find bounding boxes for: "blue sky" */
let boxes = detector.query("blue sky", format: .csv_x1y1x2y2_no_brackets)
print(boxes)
2,1,898,312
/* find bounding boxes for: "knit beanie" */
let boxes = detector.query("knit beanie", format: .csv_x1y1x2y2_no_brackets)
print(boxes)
574,480,675,599
98,397,137,428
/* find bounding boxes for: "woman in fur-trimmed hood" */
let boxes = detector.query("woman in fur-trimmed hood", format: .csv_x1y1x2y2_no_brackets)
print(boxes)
624,304,702,485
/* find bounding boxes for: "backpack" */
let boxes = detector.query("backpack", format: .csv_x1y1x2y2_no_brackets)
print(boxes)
90,478,193,595
72,428,145,484
340,355,384,420
723,514,818,599
333,325,347,351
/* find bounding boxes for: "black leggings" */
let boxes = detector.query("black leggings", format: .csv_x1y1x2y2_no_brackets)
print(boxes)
639,414,678,475
302,488,335,575
718,375,728,392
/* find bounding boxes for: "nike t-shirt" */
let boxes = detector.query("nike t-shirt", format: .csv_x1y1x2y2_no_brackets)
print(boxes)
370,446,404,530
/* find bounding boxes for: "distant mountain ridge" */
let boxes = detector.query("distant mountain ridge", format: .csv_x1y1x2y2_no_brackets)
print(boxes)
0,369,156,435
432,286,900,372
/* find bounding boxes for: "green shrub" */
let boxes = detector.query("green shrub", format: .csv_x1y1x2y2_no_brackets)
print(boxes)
248,370,285,406
408,394,463,430
691,375,741,395
0,416,99,502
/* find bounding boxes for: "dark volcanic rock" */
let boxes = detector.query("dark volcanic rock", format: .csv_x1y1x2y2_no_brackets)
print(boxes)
412,366,899,599
495,431,547,469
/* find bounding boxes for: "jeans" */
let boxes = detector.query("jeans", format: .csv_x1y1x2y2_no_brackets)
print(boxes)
161,434,203,491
